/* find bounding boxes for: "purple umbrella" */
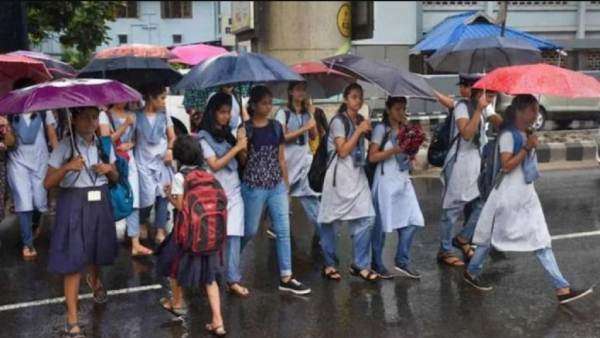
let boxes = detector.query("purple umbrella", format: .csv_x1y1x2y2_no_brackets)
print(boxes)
8,50,77,78
0,78,141,115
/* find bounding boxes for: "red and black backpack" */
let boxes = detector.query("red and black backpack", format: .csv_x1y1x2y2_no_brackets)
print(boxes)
175,168,228,255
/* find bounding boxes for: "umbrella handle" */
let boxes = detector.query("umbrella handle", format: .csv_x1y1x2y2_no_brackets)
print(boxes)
65,108,79,157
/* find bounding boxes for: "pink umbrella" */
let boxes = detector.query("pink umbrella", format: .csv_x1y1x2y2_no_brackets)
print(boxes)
169,43,228,66
0,54,52,96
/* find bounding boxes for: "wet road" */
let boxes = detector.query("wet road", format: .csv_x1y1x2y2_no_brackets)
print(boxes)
1,169,600,338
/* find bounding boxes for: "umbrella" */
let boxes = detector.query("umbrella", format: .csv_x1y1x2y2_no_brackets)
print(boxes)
8,50,77,78
321,54,435,99
95,44,172,59
78,57,182,89
473,63,600,98
0,54,52,96
426,36,542,74
0,78,142,115
169,43,228,66
268,61,355,99
174,51,304,91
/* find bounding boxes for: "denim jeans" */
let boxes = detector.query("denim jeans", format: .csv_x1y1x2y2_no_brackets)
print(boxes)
320,217,374,270
126,209,140,237
372,221,419,272
297,195,322,238
439,198,482,253
468,245,570,289
226,235,242,283
241,182,292,278
17,211,34,247
140,196,169,230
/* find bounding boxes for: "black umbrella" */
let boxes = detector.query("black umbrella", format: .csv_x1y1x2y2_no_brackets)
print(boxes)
321,54,435,99
426,36,542,74
78,57,182,89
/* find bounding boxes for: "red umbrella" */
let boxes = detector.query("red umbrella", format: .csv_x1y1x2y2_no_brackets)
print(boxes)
269,61,355,99
169,43,228,66
0,54,52,96
8,50,77,78
95,44,172,59
473,63,600,98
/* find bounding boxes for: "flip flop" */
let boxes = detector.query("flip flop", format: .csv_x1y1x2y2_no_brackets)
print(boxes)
131,246,154,257
437,252,465,267
86,274,108,304
64,322,86,338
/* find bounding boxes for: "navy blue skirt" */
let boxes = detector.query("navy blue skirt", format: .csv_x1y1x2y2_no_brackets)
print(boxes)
48,185,118,274
155,232,221,288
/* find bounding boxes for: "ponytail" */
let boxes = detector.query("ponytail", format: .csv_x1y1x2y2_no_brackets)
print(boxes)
336,83,363,116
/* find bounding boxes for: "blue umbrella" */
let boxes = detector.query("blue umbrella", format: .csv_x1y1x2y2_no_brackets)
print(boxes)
174,52,304,91
322,54,435,99
426,36,542,74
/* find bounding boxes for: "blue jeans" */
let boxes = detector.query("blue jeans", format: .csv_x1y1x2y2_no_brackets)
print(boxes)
468,246,570,289
140,196,169,230
439,198,482,253
226,235,242,283
241,182,292,278
320,217,374,270
126,209,140,237
17,211,34,247
297,195,322,238
372,221,420,272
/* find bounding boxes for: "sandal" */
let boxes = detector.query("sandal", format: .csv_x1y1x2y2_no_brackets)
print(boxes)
85,274,108,304
349,265,379,282
452,237,475,262
131,246,154,257
205,323,227,336
437,252,465,267
22,246,37,260
227,283,250,298
64,322,86,338
159,297,188,317
321,267,342,281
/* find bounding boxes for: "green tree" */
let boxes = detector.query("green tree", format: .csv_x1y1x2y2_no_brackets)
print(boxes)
26,1,123,68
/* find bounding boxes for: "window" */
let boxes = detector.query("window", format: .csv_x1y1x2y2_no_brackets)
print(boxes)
161,1,192,18
116,1,138,18
172,34,182,44
118,34,128,44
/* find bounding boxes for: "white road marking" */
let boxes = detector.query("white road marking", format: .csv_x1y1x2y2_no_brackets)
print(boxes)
551,230,600,241
0,284,162,312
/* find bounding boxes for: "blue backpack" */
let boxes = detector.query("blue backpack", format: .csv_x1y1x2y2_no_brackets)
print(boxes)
98,136,134,221
478,128,523,201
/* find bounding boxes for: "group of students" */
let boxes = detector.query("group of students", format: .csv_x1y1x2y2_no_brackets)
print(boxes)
5,73,593,337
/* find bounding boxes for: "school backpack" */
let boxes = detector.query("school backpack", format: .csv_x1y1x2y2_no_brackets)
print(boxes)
427,107,458,167
477,128,523,201
364,122,391,187
308,113,365,192
97,135,134,221
175,168,228,255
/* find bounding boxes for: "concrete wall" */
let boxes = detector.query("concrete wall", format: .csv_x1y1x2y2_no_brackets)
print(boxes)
256,1,350,65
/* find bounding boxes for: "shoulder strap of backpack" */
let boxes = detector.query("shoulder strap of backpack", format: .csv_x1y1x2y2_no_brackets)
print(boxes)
509,127,524,154
378,124,392,175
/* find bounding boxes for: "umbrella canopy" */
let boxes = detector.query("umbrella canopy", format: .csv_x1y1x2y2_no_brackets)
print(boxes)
95,44,172,59
473,63,600,98
321,54,435,99
0,54,52,96
8,50,77,78
0,78,142,115
174,52,304,91
268,61,355,99
410,11,560,54
78,57,182,89
426,36,542,74
169,43,228,66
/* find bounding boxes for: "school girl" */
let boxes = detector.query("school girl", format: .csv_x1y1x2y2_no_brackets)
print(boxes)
156,135,226,336
134,85,176,244
99,103,153,256
437,88,492,267
45,107,119,338
274,81,321,240
369,96,425,279
240,85,311,295
317,83,378,282
464,95,593,304
197,93,249,297
8,78,59,259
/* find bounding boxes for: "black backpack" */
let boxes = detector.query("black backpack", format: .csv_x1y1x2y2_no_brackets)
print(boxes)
427,107,458,168
308,113,363,193
364,123,392,186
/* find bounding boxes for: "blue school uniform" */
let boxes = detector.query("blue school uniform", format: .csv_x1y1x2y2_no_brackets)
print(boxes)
47,134,118,274
7,112,55,212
